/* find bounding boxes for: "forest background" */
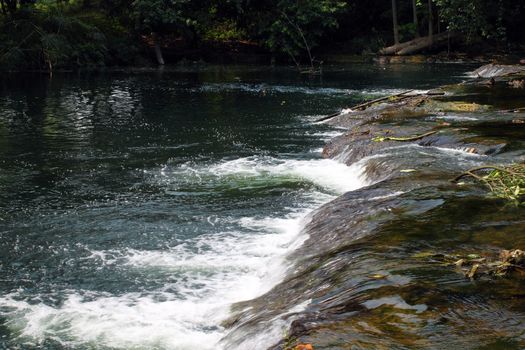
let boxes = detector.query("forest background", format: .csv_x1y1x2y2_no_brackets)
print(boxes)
1,0,524,71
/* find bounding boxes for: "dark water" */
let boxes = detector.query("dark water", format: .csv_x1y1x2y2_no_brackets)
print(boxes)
0,64,473,349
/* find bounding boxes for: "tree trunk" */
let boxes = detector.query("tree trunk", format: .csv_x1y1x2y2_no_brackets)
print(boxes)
412,0,419,37
397,37,433,55
392,0,400,44
437,6,440,33
428,0,433,43
152,33,165,66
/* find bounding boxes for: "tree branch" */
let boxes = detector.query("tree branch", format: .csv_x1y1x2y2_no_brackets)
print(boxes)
280,10,314,69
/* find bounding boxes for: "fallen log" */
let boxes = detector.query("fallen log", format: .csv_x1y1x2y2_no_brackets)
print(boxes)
380,37,428,55
397,32,454,55
379,32,456,56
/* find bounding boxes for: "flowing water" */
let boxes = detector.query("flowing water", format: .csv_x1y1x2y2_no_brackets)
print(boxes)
0,64,474,349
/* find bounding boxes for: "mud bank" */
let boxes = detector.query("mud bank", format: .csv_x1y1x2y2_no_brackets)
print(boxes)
220,64,525,350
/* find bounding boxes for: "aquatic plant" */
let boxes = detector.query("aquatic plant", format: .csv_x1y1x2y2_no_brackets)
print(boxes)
453,164,525,205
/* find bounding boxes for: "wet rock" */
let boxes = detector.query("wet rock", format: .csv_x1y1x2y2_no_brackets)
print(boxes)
224,182,525,350
222,63,525,350
322,126,436,165
323,121,506,168
508,79,525,88
325,95,429,129
470,64,525,78
481,77,496,87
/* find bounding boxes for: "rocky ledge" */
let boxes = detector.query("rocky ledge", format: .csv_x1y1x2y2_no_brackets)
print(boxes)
222,64,525,350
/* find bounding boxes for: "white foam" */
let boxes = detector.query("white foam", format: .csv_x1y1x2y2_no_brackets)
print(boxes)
0,155,368,349
0,218,305,349
436,115,479,121
339,108,354,114
156,156,367,195
378,143,486,158
368,191,405,201
190,83,406,98
221,299,314,350
311,130,345,140
1,292,225,349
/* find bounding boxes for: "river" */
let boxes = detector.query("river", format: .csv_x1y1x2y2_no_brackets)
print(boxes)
0,64,475,349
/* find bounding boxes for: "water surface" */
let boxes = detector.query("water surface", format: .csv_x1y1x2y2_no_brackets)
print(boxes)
0,64,472,349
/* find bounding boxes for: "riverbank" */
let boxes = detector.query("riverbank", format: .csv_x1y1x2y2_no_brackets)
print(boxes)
220,64,525,349
2,33,525,74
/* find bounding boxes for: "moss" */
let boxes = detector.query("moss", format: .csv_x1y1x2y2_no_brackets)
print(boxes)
423,100,491,112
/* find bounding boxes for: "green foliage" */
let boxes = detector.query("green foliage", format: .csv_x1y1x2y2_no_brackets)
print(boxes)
399,22,417,42
201,19,246,41
75,11,139,65
456,164,525,206
131,0,195,35
254,0,346,58
434,0,509,42
483,165,525,205
434,0,487,40
0,3,136,70
1,0,524,70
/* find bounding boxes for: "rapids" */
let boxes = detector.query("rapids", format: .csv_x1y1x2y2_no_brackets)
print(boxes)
2,64,504,350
